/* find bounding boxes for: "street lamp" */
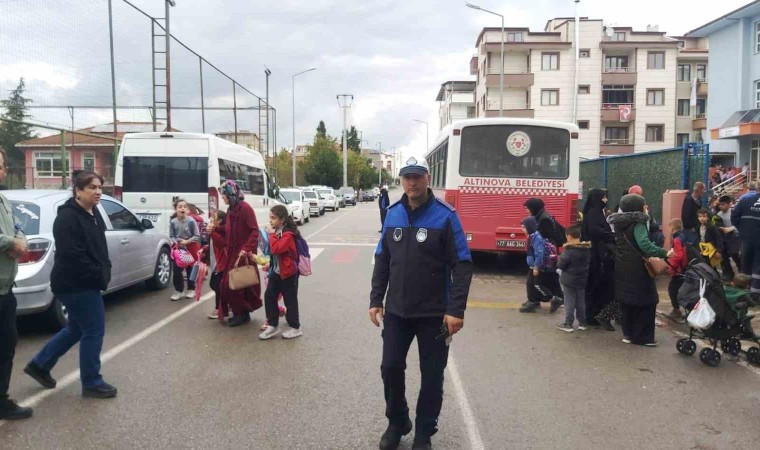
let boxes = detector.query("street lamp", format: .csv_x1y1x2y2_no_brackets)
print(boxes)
413,119,429,152
466,2,504,117
292,67,316,187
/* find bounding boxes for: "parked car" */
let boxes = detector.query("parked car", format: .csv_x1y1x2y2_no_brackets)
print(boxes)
362,190,376,202
279,188,310,225
339,186,356,206
302,190,325,216
9,190,172,330
316,188,340,211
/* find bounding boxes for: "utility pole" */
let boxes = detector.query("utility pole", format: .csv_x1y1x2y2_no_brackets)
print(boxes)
165,0,175,130
337,94,354,188
377,141,382,185
107,0,119,167
413,119,429,151
265,68,271,163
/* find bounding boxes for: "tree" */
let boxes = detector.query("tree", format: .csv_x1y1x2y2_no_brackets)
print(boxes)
316,121,327,139
303,136,342,188
0,78,34,168
340,126,362,154
272,148,306,187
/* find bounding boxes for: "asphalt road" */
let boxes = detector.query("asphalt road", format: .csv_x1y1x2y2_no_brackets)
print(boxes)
2,190,760,449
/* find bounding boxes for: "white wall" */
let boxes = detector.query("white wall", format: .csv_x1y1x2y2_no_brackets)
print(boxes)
634,47,678,152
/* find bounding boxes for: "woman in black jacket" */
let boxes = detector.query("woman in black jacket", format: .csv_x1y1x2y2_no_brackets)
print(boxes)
581,189,617,330
524,198,559,246
25,172,117,399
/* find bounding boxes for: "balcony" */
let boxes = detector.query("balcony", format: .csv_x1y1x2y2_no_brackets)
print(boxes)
485,72,534,88
697,78,708,96
485,109,535,118
600,104,636,122
602,66,637,85
600,140,634,156
693,114,707,130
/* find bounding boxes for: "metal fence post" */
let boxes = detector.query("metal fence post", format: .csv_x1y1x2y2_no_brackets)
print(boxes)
602,158,608,188
703,143,711,206
681,143,689,189
60,131,66,189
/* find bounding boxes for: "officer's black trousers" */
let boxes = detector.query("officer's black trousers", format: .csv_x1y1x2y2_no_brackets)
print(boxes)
381,312,449,438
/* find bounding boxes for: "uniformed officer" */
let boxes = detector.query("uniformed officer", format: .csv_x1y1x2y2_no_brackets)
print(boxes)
370,156,473,450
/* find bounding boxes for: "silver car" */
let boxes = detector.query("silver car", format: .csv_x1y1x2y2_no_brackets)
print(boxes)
8,190,172,330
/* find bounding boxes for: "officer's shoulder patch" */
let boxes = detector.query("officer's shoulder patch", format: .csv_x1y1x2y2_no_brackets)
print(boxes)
435,197,456,212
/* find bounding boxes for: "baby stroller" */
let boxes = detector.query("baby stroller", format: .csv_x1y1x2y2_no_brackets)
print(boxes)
675,261,760,367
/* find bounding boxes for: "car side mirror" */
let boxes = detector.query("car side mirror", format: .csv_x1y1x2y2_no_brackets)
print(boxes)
141,218,154,230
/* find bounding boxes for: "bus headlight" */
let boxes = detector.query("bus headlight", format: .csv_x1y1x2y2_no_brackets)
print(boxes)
466,233,473,241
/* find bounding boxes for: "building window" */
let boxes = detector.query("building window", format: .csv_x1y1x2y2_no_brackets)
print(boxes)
541,53,559,70
696,99,707,117
646,89,664,106
756,81,760,108
604,56,629,72
83,153,95,172
34,152,67,177
756,22,760,53
696,64,707,80
677,99,691,117
647,52,665,69
506,32,523,42
612,31,626,41
677,64,691,82
602,85,634,105
578,85,590,94
466,106,475,118
604,127,629,144
541,89,559,106
646,125,665,142
578,120,590,130
677,133,691,147
579,49,590,58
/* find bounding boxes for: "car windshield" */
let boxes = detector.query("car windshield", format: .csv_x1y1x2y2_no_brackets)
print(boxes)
303,191,317,199
339,188,354,195
10,201,41,235
281,191,301,203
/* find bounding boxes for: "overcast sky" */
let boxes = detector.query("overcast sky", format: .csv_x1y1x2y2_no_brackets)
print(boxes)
0,0,751,163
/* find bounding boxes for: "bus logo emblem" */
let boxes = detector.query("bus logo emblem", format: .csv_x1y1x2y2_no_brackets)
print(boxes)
506,131,531,157
416,228,428,243
393,228,403,242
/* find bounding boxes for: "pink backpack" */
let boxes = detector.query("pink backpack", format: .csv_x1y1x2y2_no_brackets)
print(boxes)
171,245,196,268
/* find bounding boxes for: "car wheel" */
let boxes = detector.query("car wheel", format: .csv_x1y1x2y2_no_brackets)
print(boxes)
320,208,325,216
146,247,172,290
43,297,68,331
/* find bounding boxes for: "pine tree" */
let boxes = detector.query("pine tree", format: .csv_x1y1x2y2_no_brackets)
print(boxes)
0,78,35,168
316,120,327,139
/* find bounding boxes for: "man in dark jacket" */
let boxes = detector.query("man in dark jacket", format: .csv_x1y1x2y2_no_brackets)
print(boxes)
731,189,760,293
370,156,473,450
378,185,390,232
681,181,705,245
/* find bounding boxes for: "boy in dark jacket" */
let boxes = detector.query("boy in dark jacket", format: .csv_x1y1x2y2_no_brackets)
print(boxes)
557,223,591,332
698,208,723,269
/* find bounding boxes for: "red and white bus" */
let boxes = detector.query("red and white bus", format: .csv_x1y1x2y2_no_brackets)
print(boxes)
426,118,580,253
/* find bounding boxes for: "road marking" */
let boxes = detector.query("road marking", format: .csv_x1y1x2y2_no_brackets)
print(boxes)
447,353,486,450
305,211,350,240
310,248,324,261
0,291,215,428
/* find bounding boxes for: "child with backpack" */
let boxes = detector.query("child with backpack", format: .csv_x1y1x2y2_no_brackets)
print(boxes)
259,205,303,340
667,218,689,323
519,216,563,314
199,210,227,320
698,208,724,269
556,223,591,332
169,198,201,301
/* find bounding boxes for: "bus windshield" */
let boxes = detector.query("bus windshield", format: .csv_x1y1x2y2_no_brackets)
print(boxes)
459,125,570,179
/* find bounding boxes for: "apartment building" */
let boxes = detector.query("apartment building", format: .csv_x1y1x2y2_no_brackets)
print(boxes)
672,36,709,148
436,81,476,130
470,18,704,159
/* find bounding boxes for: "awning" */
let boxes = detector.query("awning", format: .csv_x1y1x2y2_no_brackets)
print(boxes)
711,109,760,140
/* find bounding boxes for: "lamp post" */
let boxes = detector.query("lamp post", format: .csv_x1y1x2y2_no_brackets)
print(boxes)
377,141,382,185
413,119,429,151
337,94,354,188
292,67,316,187
466,2,504,117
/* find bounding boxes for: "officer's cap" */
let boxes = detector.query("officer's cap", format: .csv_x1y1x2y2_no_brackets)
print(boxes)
398,156,429,177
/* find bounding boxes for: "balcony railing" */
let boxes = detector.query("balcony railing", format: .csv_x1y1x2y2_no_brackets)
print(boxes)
487,67,531,75
602,103,634,109
694,113,706,119
603,66,634,73
602,138,632,145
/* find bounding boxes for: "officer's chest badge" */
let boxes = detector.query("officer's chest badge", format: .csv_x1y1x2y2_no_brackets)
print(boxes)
393,228,403,242
416,228,428,243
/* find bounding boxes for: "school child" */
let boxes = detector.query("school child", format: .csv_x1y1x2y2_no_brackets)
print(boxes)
667,219,689,322
519,217,563,313
259,205,303,340
169,199,200,301
556,223,591,332
724,274,758,339
698,208,723,269
199,210,227,320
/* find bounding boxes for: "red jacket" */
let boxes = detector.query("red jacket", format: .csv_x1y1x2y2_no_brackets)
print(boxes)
201,226,227,273
269,230,298,279
668,234,688,276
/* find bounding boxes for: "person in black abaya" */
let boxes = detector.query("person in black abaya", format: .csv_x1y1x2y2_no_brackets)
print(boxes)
581,188,617,330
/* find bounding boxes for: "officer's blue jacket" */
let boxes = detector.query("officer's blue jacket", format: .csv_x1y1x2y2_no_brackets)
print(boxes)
370,190,473,319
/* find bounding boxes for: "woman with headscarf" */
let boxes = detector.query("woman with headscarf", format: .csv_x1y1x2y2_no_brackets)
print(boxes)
607,194,670,346
524,198,559,246
581,188,617,329
219,181,263,327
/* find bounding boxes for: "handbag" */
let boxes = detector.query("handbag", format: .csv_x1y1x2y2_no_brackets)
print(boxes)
228,253,259,290
622,232,669,278
171,245,196,269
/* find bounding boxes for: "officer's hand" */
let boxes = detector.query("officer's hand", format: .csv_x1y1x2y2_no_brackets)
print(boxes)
369,307,384,327
444,315,464,336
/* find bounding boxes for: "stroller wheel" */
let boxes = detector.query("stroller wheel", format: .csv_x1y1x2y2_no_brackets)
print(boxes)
684,340,697,356
721,338,742,356
700,348,721,367
747,347,760,365
676,338,687,354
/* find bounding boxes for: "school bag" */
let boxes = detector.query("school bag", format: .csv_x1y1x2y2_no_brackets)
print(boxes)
676,235,703,265
171,245,196,269
542,238,558,271
294,234,312,276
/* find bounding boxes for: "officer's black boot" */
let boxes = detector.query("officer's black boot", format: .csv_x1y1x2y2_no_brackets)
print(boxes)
379,417,412,450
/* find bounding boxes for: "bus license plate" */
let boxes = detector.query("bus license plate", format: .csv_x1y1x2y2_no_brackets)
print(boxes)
496,240,526,249
138,213,160,222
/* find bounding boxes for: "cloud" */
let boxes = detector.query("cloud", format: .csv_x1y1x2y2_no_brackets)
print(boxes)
0,63,78,90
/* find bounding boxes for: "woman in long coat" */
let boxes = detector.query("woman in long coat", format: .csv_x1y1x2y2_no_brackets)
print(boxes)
219,181,262,327
581,188,616,329
607,194,669,346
